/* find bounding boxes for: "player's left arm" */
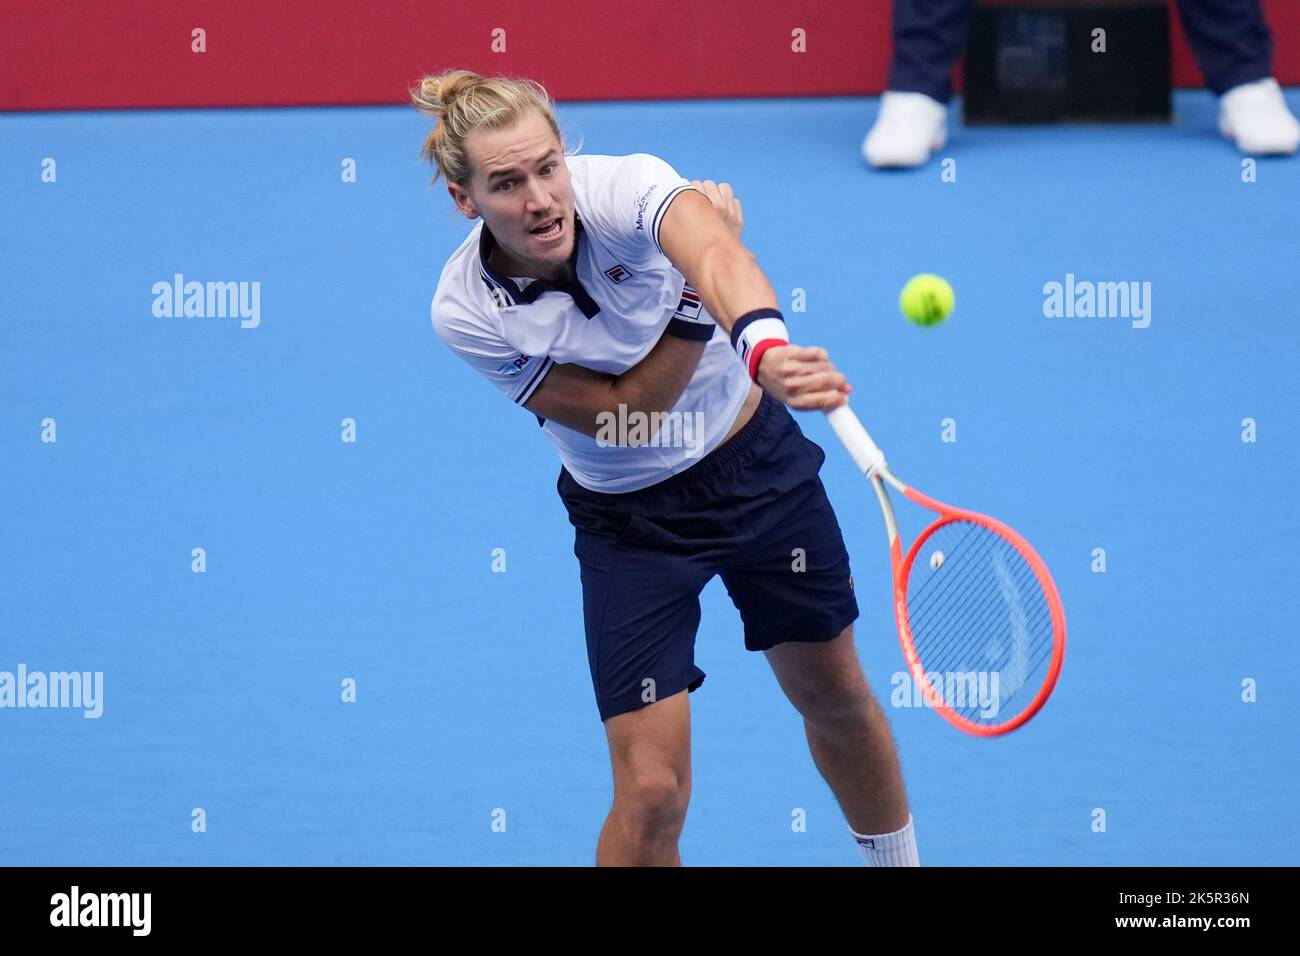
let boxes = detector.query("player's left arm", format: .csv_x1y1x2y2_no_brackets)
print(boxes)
658,184,851,411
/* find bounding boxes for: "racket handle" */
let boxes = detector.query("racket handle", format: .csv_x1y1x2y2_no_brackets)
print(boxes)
824,405,886,477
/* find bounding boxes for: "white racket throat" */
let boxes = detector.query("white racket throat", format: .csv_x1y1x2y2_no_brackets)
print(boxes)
824,405,908,542
870,473,901,546
824,405,887,479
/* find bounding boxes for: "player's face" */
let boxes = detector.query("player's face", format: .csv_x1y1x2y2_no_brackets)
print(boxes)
455,111,574,280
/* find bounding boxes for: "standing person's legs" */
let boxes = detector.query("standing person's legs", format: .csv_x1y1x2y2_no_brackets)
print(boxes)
1177,0,1299,154
888,0,977,103
1176,0,1272,94
865,0,975,167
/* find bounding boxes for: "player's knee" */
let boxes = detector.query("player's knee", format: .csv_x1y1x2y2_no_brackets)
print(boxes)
789,674,875,726
614,772,690,835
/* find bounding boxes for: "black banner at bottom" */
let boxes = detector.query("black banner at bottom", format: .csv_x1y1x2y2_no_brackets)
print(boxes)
0,866,1284,940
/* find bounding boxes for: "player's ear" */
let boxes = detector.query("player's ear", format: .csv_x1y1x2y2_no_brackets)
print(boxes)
448,182,479,220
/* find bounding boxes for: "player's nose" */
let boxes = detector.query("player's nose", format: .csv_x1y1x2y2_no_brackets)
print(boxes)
521,177,550,210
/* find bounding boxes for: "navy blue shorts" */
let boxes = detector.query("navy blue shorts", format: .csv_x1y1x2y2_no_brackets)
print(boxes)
557,392,860,722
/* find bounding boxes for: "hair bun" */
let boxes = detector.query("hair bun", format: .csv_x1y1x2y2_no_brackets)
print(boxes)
420,79,445,114
420,70,483,117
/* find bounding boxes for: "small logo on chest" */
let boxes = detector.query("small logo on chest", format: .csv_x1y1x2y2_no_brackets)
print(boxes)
604,264,633,284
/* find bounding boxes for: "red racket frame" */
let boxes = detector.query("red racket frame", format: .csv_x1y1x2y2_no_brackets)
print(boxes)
886,483,1067,736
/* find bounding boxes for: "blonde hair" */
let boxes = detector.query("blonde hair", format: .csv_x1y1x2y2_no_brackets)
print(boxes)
410,69,580,188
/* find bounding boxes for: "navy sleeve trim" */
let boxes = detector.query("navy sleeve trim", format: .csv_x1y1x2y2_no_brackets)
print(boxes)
651,183,699,257
514,357,554,406
664,317,716,341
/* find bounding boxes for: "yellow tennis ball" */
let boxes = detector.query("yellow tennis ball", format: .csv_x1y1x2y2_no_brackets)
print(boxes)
900,274,955,326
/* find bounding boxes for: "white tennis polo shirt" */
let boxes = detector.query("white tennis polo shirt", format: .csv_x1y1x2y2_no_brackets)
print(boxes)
430,152,753,492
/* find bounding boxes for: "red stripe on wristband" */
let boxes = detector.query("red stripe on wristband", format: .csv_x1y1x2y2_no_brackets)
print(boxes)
747,338,786,381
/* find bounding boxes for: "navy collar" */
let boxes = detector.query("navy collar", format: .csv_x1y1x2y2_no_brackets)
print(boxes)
478,213,601,318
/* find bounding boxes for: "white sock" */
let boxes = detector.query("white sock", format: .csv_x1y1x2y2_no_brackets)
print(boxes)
850,813,920,867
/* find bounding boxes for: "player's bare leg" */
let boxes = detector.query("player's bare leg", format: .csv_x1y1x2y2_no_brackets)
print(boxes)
597,689,693,866
764,624,910,835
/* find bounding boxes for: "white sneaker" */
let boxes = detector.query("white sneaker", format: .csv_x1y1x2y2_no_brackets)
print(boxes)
863,91,948,169
1218,77,1300,155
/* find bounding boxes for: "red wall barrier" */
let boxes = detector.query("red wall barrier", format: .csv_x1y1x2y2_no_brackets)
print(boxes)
1,1,1296,111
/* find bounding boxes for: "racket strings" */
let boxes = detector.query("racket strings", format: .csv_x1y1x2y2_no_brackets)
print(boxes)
909,531,1042,658
915,558,1049,670
949,602,1052,673
907,527,1011,632
907,521,1041,635
913,590,1049,710
919,642,1057,724
914,569,1049,686
924,612,1055,709
905,521,983,609
904,520,1055,725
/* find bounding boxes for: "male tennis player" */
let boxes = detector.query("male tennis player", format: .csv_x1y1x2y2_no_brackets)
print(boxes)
416,70,919,866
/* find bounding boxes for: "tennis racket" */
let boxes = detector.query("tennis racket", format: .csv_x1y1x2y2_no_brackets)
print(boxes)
825,405,1066,736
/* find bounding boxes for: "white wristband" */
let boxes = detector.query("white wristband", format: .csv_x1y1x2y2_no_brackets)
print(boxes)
730,308,789,380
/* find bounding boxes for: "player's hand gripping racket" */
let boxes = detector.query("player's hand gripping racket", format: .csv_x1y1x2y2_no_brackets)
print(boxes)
825,405,1066,735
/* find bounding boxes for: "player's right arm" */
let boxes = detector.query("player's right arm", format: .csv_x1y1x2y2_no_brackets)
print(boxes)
657,181,849,412
522,331,708,439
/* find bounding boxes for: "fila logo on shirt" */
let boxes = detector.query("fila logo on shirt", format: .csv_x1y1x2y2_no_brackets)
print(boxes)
604,264,633,284
674,285,703,321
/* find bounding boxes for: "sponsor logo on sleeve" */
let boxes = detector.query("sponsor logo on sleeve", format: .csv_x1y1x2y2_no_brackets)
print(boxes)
496,354,533,376
633,184,659,234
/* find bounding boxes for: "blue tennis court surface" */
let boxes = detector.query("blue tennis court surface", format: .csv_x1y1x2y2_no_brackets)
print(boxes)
2,90,1297,865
